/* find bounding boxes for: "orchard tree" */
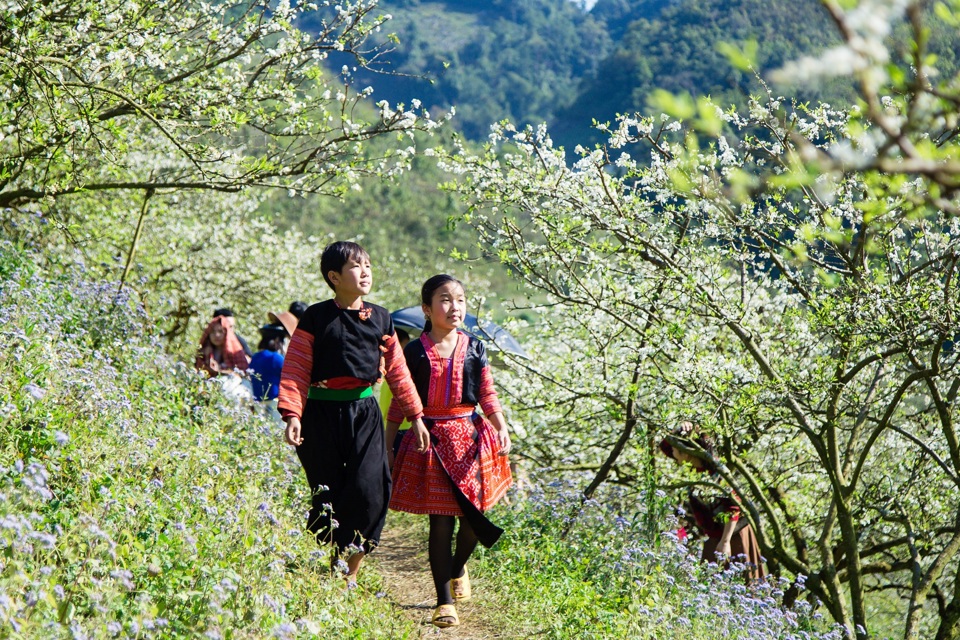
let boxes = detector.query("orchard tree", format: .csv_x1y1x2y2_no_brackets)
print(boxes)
0,0,453,346
0,0,446,262
437,1,960,638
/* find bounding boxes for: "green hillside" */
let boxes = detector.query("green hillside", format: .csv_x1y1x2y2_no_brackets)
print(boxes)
299,0,960,149
556,0,845,145
298,0,612,139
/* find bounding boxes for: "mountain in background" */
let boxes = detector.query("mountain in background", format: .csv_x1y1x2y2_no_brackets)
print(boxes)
299,0,958,149
556,0,844,145
301,0,614,139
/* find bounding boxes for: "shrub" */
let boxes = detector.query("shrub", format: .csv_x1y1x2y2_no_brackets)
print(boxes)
470,479,843,639
0,244,414,638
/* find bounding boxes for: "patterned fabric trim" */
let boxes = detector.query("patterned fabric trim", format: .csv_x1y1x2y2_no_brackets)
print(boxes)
386,395,404,424
315,376,371,390
382,331,424,420
422,404,474,420
277,327,314,420
421,331,469,410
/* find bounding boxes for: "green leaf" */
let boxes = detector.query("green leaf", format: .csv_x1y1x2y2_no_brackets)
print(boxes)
648,90,696,121
716,39,758,72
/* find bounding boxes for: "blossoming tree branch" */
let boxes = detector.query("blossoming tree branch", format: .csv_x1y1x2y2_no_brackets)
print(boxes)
0,0,447,211
437,1,960,639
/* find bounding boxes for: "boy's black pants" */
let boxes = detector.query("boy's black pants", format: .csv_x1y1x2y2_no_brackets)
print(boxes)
295,396,390,554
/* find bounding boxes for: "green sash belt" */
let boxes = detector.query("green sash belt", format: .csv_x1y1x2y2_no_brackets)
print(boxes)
307,386,374,401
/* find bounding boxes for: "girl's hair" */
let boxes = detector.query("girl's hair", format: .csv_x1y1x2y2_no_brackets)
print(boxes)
658,426,717,471
257,323,287,352
320,241,370,290
420,274,464,333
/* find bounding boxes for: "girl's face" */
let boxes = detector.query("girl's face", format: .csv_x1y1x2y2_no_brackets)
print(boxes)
424,281,466,332
209,324,226,347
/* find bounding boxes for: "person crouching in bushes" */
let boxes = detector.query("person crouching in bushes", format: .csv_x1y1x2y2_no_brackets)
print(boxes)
249,311,298,424
659,423,766,582
387,274,513,628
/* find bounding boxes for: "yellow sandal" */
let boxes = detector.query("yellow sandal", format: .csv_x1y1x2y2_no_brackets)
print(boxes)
451,566,471,601
431,603,460,628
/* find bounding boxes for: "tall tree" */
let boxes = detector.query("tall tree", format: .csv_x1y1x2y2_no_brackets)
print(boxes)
0,0,445,213
437,1,960,638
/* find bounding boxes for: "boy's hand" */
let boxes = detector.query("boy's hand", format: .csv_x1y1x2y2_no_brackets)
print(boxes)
410,418,430,452
285,417,303,446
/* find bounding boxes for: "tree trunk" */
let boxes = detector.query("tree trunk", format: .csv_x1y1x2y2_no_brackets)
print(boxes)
117,188,154,296
938,598,960,640
935,552,960,639
836,502,868,639
582,356,643,500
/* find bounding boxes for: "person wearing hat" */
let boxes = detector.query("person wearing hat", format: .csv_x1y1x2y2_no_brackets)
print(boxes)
249,311,299,423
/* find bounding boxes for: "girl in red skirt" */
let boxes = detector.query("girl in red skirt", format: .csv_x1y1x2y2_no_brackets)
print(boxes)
386,274,512,628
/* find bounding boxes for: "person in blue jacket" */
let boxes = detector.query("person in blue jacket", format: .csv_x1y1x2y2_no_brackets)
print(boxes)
249,310,298,422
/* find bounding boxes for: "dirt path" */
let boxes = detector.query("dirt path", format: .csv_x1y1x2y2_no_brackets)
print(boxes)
372,517,508,639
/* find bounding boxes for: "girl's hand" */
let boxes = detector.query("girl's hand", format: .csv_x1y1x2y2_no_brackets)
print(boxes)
719,539,732,558
410,418,430,452
285,417,303,447
497,428,511,455
387,449,395,471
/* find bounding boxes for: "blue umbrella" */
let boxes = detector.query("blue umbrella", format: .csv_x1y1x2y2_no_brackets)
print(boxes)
390,306,529,358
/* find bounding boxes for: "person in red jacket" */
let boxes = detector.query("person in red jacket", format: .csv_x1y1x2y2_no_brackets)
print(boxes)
659,423,766,582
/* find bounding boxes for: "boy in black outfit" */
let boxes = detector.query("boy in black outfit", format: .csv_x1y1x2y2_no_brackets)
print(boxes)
278,241,429,586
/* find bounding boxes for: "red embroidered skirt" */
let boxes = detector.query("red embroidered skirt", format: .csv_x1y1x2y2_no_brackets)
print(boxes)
390,412,512,516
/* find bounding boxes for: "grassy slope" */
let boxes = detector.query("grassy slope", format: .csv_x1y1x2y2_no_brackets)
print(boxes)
384,484,844,639
0,245,416,638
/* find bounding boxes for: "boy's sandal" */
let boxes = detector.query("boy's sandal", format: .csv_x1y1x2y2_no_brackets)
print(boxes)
431,604,460,628
451,566,471,601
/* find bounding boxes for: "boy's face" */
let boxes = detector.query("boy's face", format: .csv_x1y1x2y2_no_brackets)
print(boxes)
328,255,372,297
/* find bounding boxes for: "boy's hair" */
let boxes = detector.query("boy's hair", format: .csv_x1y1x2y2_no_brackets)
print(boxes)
320,241,370,290
212,307,234,317
288,301,308,319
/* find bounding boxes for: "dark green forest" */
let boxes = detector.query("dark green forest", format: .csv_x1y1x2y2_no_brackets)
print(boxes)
299,0,960,148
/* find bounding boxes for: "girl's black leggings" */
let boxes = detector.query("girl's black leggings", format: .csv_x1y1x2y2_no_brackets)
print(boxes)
428,514,479,605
